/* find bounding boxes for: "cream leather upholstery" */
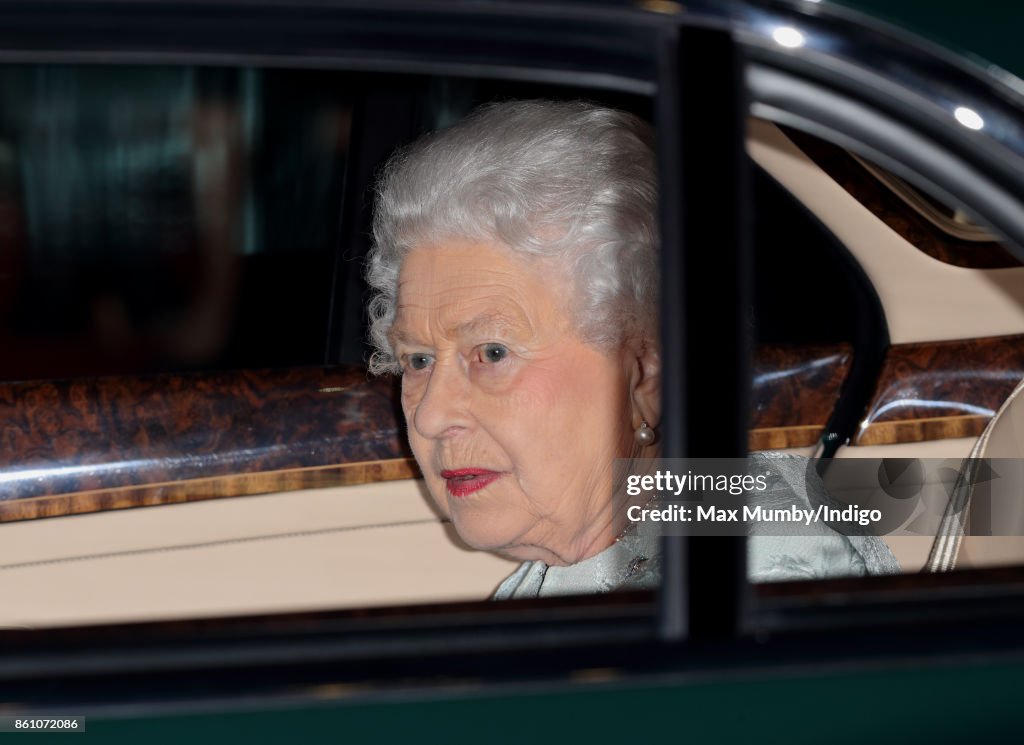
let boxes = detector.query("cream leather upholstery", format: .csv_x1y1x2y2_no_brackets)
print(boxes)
834,438,977,573
930,378,1024,570
929,378,1024,568
0,479,516,629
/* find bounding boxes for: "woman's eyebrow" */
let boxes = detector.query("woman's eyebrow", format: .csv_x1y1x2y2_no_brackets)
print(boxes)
387,327,413,347
387,319,427,348
388,312,527,348
448,312,528,339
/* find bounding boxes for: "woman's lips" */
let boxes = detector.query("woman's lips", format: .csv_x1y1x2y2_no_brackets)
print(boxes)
440,468,504,497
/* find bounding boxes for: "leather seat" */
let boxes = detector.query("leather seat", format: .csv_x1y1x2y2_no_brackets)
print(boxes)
928,377,1024,571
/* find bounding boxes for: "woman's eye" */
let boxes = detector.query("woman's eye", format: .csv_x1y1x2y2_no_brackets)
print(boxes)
479,343,509,364
406,353,433,371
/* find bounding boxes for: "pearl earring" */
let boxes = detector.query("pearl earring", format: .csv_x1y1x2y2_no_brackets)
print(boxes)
634,420,656,446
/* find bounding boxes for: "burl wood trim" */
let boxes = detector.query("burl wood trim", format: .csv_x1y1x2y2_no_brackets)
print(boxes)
0,457,420,522
855,415,988,447
747,343,852,449
0,366,410,501
854,336,1024,446
748,425,822,452
9,335,1011,519
784,127,1022,269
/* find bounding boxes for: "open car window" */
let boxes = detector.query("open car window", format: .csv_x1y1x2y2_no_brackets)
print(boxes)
0,65,919,628
0,64,661,625
6,93,1024,625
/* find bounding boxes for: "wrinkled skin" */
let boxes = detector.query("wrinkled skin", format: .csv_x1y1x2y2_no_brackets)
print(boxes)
390,239,660,566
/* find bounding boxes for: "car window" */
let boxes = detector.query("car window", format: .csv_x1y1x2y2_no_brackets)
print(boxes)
0,63,662,627
0,65,351,381
747,114,1024,577
5,68,1023,630
1,67,901,630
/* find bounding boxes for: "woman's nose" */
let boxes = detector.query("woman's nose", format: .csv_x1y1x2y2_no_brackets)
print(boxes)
410,360,471,440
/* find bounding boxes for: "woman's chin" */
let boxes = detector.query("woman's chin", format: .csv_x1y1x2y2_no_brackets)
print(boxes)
449,520,512,554
455,526,568,564
449,516,535,560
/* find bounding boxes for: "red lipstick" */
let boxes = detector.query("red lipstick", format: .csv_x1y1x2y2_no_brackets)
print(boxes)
440,468,504,497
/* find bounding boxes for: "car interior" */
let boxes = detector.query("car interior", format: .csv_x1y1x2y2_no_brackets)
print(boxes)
3,61,1024,629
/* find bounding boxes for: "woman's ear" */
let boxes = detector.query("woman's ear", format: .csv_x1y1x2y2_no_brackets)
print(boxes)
627,336,661,429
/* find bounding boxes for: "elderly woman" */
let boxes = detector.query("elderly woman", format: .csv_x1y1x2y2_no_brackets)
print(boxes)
366,100,899,598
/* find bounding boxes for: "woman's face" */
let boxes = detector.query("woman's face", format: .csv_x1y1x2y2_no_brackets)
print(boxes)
390,239,655,565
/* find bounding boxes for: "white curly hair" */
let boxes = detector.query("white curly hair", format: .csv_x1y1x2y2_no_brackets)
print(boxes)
365,99,658,374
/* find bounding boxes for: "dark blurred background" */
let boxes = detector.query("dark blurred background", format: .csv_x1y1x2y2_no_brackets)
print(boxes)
0,65,351,381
